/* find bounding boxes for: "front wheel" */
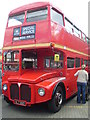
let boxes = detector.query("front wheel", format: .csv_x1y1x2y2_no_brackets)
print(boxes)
48,86,63,113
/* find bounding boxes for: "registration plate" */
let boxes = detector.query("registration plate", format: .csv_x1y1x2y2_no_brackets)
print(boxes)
14,100,26,106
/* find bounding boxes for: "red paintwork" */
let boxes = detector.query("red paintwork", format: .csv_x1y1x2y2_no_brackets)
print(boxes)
8,70,59,84
2,2,88,106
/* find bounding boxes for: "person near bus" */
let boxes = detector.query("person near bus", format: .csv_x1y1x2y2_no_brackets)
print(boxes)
74,64,88,104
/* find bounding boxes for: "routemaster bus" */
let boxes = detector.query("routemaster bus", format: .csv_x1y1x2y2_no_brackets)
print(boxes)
2,2,89,112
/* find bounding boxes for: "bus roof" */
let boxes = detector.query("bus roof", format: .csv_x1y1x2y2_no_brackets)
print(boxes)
9,2,50,15
9,2,63,16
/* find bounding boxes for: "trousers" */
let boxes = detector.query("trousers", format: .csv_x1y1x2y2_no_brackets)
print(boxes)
77,82,87,104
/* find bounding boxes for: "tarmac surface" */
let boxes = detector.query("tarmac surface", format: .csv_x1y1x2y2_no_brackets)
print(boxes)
0,94,89,119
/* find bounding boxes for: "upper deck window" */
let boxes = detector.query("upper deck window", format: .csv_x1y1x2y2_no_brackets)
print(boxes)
86,37,89,44
8,13,25,27
65,18,73,34
27,7,48,22
82,33,86,41
51,8,64,26
73,26,81,38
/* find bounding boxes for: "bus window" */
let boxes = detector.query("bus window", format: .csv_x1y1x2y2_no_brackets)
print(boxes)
65,18,73,34
45,57,63,69
3,51,19,71
73,25,81,38
67,57,74,68
45,53,63,69
45,58,50,68
84,60,88,66
8,13,25,27
22,51,37,69
27,7,48,22
79,31,82,39
75,58,80,68
51,59,63,68
82,33,86,42
51,8,64,26
86,37,89,44
81,58,83,66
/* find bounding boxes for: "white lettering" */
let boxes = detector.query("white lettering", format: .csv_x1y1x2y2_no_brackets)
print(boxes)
22,25,35,35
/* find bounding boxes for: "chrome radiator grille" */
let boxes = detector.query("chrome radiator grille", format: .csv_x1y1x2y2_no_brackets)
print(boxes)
10,84,31,102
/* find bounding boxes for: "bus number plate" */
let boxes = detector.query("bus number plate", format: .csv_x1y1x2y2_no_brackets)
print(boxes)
14,100,26,106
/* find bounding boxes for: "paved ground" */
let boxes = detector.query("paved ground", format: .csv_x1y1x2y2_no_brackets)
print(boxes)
1,95,89,119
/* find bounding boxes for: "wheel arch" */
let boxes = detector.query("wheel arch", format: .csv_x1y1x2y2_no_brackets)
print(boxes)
52,82,66,101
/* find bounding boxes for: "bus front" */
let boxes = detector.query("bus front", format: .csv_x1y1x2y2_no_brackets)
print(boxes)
2,2,66,113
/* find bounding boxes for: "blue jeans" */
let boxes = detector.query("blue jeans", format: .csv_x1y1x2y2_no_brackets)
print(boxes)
77,82,87,104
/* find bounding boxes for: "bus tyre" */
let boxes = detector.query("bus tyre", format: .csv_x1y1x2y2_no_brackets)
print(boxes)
4,96,12,105
48,86,63,113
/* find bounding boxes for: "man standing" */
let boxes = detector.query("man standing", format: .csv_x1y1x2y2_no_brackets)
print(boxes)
74,64,88,104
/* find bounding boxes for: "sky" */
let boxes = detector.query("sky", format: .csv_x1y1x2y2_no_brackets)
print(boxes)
0,0,89,48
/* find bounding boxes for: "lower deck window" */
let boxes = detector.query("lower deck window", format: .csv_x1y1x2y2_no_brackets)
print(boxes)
45,53,63,69
3,51,19,71
45,59,50,68
84,60,88,66
22,50,37,69
81,58,83,66
45,58,63,69
50,60,63,68
67,57,74,68
75,58,80,68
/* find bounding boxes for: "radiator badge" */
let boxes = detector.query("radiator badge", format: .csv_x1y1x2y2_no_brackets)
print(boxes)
18,83,21,87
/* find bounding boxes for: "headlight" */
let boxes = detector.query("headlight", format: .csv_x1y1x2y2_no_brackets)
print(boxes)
38,88,45,96
3,84,7,91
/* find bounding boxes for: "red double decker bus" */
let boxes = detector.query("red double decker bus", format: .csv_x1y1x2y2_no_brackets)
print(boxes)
2,2,89,112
